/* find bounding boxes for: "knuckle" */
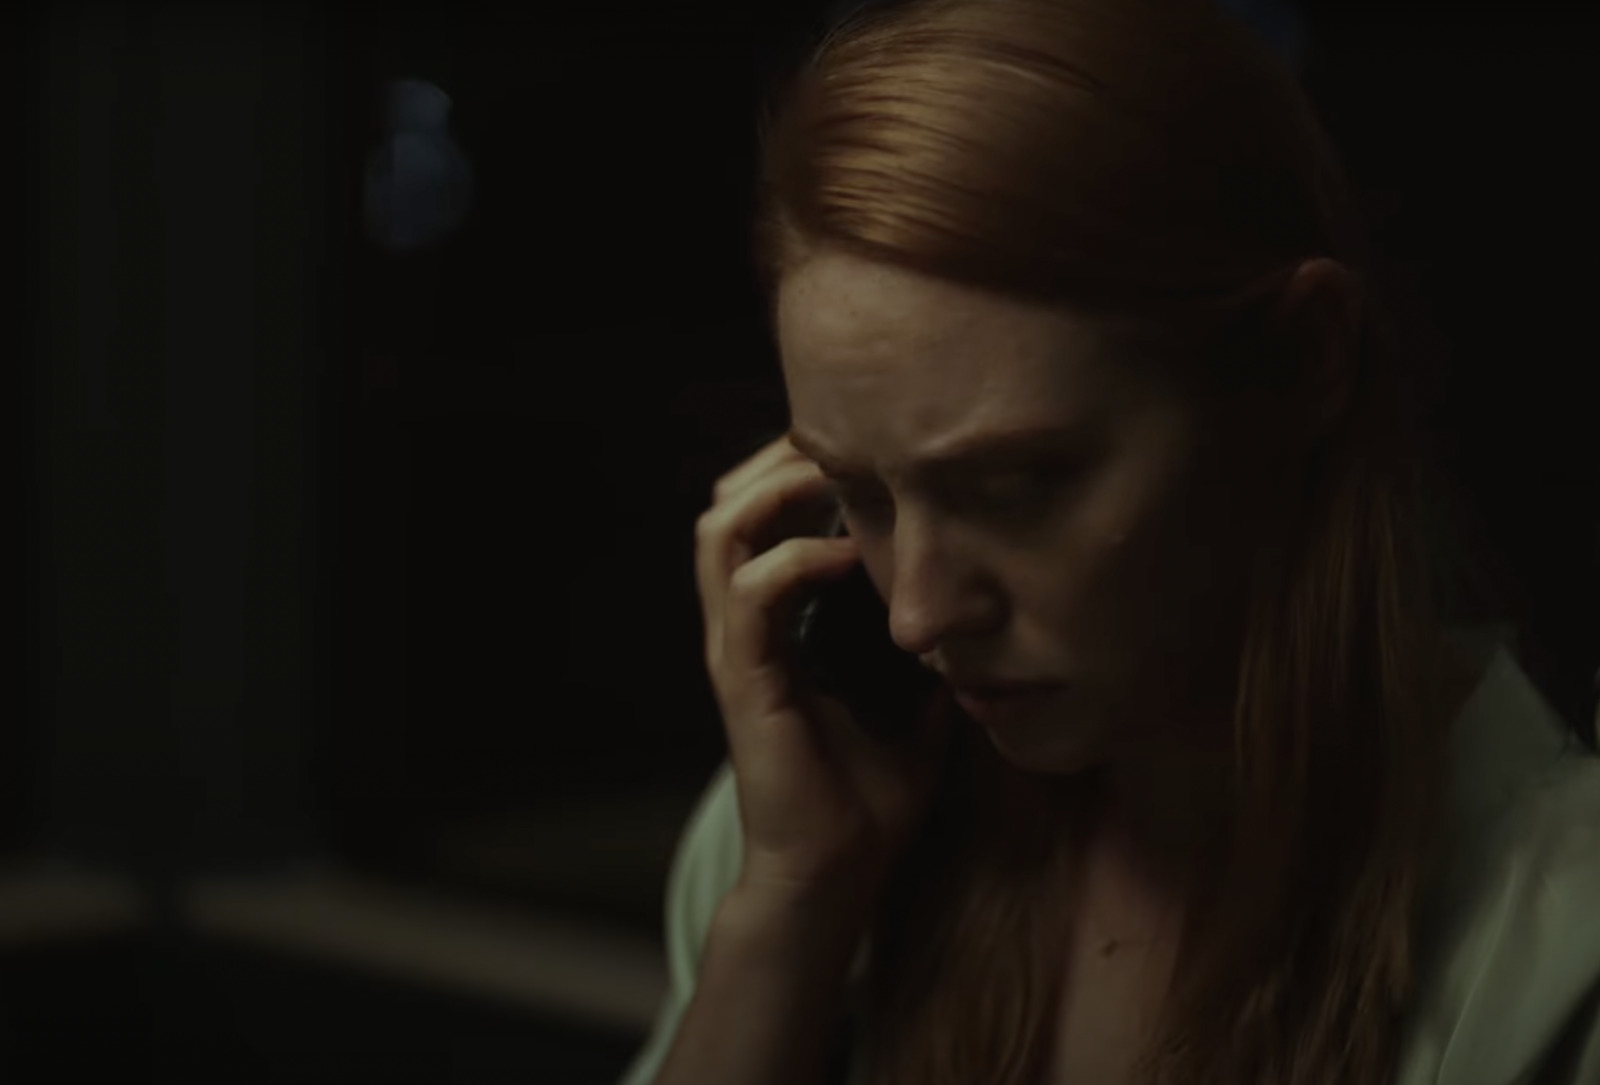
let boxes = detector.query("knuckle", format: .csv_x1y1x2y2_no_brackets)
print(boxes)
726,558,760,599
694,507,722,543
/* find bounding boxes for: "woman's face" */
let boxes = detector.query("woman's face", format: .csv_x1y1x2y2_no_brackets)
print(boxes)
778,249,1301,776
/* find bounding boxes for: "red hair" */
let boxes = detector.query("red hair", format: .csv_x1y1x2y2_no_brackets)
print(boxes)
753,1,1463,1082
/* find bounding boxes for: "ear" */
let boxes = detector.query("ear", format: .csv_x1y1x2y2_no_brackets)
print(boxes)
1274,257,1361,448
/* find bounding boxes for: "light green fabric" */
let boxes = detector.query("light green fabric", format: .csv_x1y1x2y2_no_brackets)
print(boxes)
618,640,1600,1085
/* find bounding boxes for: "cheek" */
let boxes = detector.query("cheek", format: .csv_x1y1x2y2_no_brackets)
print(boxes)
1122,478,1257,672
1020,520,1156,664
1084,524,1184,650
1047,478,1231,662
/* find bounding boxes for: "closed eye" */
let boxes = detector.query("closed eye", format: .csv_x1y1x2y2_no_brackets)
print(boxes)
962,467,1070,518
830,458,1083,525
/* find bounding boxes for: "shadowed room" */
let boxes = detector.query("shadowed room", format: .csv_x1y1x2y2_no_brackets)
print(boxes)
5,1,1597,1082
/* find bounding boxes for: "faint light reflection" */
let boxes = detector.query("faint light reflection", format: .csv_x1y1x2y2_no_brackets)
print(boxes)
363,78,475,253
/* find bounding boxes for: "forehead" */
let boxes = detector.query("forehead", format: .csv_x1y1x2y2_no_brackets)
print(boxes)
776,250,1110,377
776,251,1150,474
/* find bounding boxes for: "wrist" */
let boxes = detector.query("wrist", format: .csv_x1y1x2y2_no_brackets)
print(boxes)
717,877,874,974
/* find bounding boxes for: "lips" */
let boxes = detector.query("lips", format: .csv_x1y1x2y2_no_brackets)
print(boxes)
950,682,1064,727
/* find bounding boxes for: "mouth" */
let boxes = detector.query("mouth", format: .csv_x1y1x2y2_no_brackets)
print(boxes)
951,682,1065,727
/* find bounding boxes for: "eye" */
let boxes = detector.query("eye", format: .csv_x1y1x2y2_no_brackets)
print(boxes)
987,472,1049,502
970,469,1056,512
828,457,1084,529
963,461,1083,521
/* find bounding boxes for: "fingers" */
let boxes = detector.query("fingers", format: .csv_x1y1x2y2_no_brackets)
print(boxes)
712,433,805,506
720,532,860,684
695,458,849,671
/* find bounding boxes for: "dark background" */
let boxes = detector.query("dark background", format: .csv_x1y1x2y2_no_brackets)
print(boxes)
4,0,1596,1082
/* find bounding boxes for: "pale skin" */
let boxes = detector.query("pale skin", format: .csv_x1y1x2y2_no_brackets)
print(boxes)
774,246,1382,1083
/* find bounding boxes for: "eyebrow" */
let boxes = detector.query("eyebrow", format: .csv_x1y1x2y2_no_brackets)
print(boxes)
787,422,1087,481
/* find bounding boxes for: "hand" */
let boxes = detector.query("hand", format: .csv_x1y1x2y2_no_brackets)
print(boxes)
694,434,957,916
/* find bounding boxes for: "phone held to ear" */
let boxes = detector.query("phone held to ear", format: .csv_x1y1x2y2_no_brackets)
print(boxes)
788,511,944,742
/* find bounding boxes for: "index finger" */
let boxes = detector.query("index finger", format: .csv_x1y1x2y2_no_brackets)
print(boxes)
712,429,806,505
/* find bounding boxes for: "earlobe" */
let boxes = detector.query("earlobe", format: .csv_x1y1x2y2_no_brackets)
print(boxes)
1278,257,1360,442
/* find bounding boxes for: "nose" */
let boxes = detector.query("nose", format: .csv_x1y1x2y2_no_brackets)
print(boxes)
884,524,995,658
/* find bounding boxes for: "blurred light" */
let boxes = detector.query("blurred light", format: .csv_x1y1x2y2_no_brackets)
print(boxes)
363,79,475,253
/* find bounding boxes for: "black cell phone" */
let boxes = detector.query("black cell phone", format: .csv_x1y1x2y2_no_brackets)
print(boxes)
788,512,944,742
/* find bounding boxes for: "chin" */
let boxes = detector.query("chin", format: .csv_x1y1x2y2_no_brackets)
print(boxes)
980,719,1108,779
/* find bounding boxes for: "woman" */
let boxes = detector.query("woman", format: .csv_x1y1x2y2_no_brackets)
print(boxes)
620,0,1600,1083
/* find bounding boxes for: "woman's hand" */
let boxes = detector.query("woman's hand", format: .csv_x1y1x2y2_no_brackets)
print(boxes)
694,434,956,917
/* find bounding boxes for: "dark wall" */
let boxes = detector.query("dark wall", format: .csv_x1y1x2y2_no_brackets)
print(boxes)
1305,8,1600,732
30,2,330,877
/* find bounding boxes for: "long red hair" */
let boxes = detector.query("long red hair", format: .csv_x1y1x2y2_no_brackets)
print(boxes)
752,1,1470,1083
